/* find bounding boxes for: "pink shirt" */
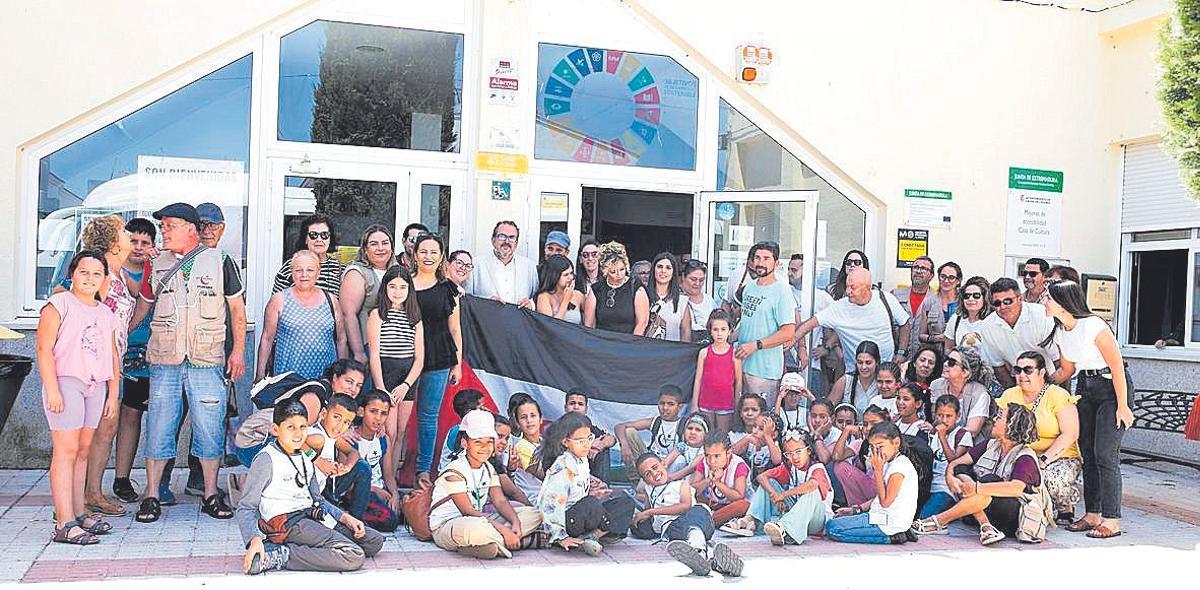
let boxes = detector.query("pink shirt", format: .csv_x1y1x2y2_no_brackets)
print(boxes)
698,344,736,411
46,292,118,384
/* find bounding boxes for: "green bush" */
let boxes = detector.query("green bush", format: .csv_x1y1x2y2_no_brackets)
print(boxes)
1160,0,1200,199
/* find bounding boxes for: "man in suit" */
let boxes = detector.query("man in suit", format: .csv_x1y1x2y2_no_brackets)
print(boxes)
467,220,538,309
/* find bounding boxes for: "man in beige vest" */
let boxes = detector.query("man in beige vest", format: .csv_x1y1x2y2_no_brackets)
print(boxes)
129,202,247,523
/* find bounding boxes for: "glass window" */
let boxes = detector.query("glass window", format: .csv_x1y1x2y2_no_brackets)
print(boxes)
418,183,452,239
1127,249,1187,346
535,43,698,170
36,55,253,301
708,201,806,303
717,99,865,289
282,176,398,263
278,20,463,151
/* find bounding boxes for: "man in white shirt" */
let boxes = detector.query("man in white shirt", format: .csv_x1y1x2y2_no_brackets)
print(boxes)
791,268,911,373
978,277,1059,387
467,220,538,309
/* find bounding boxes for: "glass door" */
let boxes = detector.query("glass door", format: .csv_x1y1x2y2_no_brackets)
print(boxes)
697,190,818,316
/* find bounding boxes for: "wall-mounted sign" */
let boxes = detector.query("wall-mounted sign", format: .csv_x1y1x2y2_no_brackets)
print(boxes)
904,188,952,229
1006,167,1063,257
896,228,929,268
736,44,773,84
476,152,529,174
1083,273,1117,322
488,58,519,106
490,180,512,201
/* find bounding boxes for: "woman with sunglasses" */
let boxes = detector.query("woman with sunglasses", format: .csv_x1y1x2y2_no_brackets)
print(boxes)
574,239,601,295
584,241,649,335
272,214,345,295
827,250,869,301
1041,280,1133,539
941,276,993,355
916,262,962,351
399,223,429,274
680,259,716,344
445,250,474,289
928,347,995,437
340,225,398,366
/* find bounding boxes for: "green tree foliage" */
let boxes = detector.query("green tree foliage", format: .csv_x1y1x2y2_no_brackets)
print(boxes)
1159,0,1200,199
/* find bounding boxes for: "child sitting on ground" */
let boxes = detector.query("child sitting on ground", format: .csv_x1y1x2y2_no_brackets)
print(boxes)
691,431,750,527
894,382,933,437
918,395,973,519
631,453,743,578
693,309,742,434
774,372,812,432
508,394,546,499
663,414,710,481
429,410,544,559
303,394,370,522
489,414,532,506
237,399,384,575
539,413,636,556
808,398,842,463
731,410,783,480
615,385,687,473
866,361,902,416
722,429,832,545
829,405,892,508
826,422,920,545
562,389,618,481
353,389,399,531
438,388,486,473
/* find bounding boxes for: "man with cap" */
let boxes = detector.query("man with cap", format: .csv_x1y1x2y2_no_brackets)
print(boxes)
129,202,247,523
543,230,571,261
197,202,226,249
467,220,538,309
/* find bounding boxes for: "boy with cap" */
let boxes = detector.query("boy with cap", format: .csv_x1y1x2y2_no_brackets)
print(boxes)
429,410,544,559
774,372,813,432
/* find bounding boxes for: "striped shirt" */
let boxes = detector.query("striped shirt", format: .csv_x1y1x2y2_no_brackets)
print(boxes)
379,308,417,359
272,257,345,296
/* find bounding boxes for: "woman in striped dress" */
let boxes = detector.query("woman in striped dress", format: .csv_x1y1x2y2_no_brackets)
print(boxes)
271,214,345,295
367,265,425,483
255,250,347,381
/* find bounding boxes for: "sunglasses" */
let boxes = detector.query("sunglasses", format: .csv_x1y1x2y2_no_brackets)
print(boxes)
1021,270,1041,277
944,357,960,368
580,251,599,259
686,259,708,270
845,259,864,267
1014,365,1040,375
938,274,959,282
991,297,1017,307
963,291,984,300
307,230,330,240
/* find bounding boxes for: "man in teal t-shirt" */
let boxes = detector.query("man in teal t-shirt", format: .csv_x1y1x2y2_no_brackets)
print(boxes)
735,242,797,407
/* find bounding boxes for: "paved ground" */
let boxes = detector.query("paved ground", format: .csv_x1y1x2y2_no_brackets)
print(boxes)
0,462,1197,586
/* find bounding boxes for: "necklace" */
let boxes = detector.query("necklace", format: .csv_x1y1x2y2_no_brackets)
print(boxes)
280,443,308,488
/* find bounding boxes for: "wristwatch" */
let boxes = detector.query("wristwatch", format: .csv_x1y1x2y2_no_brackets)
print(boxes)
755,339,763,350
895,348,908,357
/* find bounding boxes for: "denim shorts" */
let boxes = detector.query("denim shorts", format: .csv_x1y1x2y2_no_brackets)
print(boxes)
145,362,228,460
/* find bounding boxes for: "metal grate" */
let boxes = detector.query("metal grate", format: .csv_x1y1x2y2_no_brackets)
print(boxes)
1131,390,1196,433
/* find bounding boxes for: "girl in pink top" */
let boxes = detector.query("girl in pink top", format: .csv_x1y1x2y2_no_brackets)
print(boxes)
36,251,121,546
693,309,743,433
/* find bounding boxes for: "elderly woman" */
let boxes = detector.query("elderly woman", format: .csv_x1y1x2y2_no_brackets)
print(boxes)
917,261,962,349
340,225,398,365
584,241,649,335
446,249,474,289
928,346,994,437
940,276,993,355
996,350,1081,525
256,250,347,381
911,403,1053,545
272,214,345,295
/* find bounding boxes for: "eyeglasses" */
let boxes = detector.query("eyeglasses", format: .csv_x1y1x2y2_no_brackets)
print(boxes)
451,258,474,271
991,297,1017,307
944,357,960,368
963,291,984,300
568,434,596,445
605,288,616,309
938,274,959,282
782,448,809,459
1014,365,1040,375
307,231,330,240
405,235,419,244
160,221,191,232
493,233,518,243
1021,270,1041,278
580,251,599,259
912,265,933,273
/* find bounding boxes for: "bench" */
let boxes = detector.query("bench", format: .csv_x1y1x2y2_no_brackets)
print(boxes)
1121,388,1200,470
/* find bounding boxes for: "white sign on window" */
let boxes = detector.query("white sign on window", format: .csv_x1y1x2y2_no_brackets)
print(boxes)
136,156,245,210
1005,167,1064,257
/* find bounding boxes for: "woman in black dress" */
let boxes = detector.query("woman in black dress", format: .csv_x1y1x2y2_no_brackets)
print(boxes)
583,241,649,335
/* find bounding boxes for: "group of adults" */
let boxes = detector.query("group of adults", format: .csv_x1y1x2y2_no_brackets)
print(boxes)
36,203,1134,543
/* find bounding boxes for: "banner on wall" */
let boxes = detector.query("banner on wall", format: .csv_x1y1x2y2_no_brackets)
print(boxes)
1005,167,1064,257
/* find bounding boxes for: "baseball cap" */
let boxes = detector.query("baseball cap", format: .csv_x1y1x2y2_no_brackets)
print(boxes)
779,372,806,392
546,230,570,249
461,409,498,439
196,202,225,224
152,202,201,226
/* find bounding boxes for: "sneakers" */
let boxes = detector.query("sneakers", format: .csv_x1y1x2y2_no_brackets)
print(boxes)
667,540,711,576
709,542,744,578
579,538,604,557
246,543,290,575
763,521,789,546
112,478,139,504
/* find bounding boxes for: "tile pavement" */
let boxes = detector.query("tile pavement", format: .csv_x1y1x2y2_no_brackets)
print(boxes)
0,464,1197,584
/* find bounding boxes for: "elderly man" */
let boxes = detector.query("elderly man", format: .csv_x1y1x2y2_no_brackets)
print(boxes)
129,202,246,523
1021,257,1050,303
733,242,797,406
979,277,1059,387
633,260,652,287
467,220,537,309
792,267,911,375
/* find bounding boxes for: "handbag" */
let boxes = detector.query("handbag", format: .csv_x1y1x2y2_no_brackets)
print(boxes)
401,469,465,541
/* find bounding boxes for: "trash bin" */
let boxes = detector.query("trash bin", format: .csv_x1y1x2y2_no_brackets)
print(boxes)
0,354,33,436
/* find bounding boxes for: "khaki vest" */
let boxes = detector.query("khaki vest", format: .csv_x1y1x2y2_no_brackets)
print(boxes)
146,247,227,367
973,439,1054,542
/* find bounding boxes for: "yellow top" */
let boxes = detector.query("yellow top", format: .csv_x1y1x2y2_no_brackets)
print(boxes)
998,385,1081,459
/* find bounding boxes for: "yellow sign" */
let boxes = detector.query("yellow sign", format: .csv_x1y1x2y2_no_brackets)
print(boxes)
896,228,929,268
475,152,529,174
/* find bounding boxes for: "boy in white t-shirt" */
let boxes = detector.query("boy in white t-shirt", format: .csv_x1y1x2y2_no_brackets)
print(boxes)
917,395,973,520
303,394,370,521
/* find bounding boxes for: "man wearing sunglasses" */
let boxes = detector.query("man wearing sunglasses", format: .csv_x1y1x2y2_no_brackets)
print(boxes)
467,220,537,310
978,277,1059,388
1021,257,1050,304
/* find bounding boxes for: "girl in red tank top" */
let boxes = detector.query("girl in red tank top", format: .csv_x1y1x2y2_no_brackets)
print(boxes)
693,309,743,433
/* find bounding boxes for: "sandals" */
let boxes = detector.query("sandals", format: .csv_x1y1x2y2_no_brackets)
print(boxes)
911,516,947,535
85,493,127,517
1064,517,1098,533
201,494,234,520
75,513,112,535
1086,524,1123,539
135,497,161,523
979,523,1005,545
52,521,99,545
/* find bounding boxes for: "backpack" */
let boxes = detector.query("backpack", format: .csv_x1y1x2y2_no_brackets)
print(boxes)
650,416,688,452
250,372,324,410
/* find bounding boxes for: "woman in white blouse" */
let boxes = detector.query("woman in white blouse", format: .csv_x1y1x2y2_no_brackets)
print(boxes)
1042,280,1133,540
941,276,993,355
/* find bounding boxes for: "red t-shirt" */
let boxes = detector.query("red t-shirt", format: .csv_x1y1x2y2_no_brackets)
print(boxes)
908,290,928,317
763,462,831,501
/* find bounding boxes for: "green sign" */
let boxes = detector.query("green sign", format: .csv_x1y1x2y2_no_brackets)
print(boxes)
1008,167,1064,192
904,189,952,200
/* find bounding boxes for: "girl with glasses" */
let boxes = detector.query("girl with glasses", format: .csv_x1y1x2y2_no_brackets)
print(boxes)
574,239,601,295
272,214,344,295
722,429,832,545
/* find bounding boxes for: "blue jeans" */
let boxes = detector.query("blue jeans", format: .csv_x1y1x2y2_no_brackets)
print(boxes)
919,491,958,519
327,459,372,520
825,513,891,544
235,437,272,468
416,368,451,473
146,363,228,460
